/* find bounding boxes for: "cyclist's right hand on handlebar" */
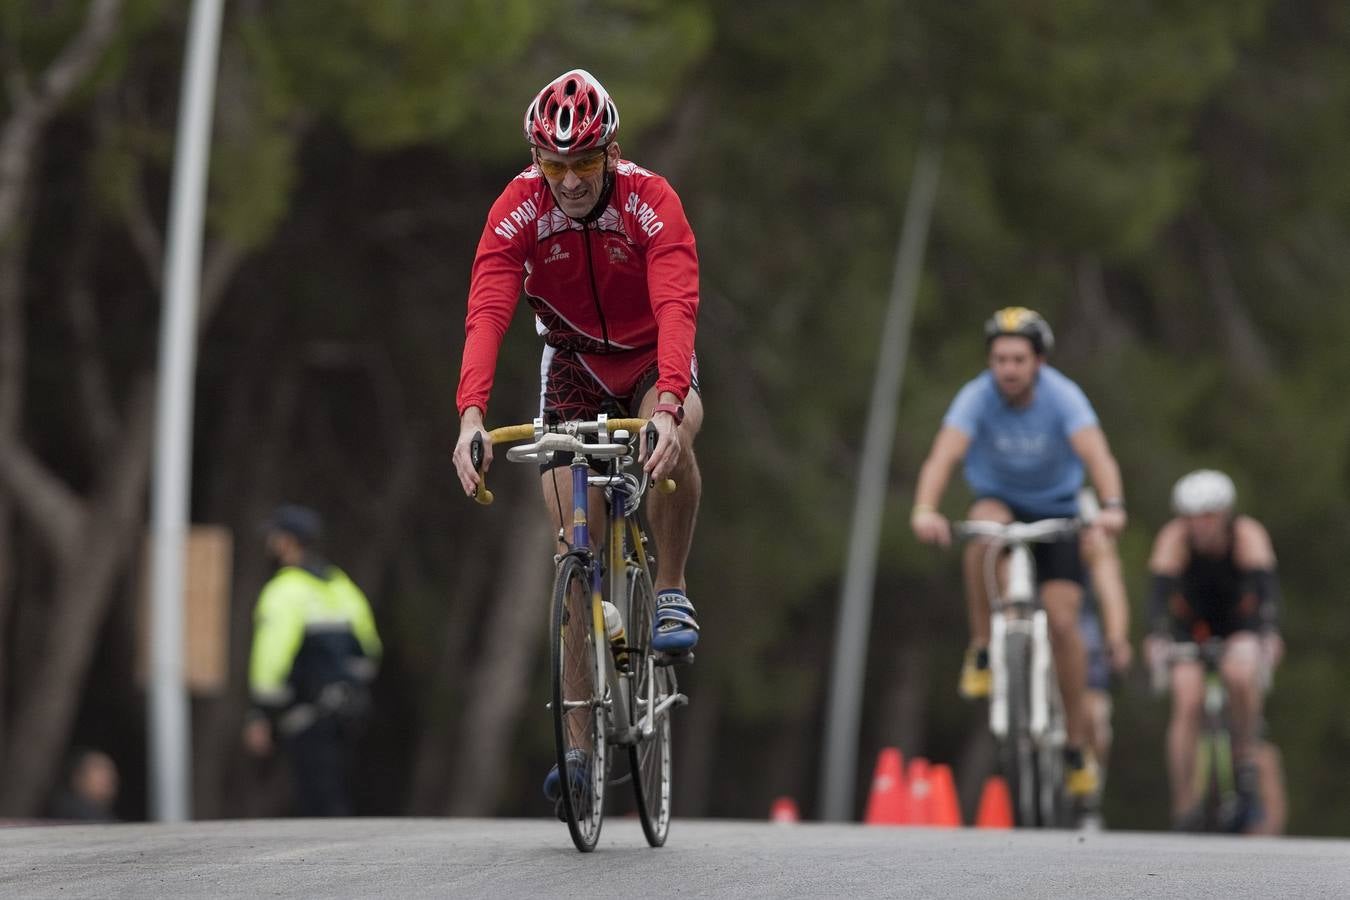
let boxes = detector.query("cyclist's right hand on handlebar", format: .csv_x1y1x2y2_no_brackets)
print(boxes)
911,509,951,547
452,415,492,497
1144,634,1172,693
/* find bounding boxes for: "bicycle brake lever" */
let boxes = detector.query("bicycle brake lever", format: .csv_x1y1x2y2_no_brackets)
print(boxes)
470,431,494,505
644,422,677,494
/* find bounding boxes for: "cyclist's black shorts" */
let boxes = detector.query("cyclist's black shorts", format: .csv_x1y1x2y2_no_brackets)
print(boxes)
1167,604,1263,643
538,358,702,475
974,497,1086,588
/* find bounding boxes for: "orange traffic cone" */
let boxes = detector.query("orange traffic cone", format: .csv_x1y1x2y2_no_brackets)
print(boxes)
770,796,800,823
930,763,962,827
905,757,934,826
974,775,1013,829
863,747,908,825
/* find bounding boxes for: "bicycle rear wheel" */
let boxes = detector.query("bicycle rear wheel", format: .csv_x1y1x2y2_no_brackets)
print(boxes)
1000,629,1039,827
627,560,674,847
550,554,608,852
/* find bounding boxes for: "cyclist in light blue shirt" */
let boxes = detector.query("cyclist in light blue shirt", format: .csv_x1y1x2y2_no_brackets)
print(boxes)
910,307,1127,803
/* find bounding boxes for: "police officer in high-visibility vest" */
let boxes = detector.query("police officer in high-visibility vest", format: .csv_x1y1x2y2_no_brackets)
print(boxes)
243,505,382,816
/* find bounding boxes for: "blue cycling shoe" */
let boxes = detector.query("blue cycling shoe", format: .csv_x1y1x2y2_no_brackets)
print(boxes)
543,748,590,804
652,590,699,654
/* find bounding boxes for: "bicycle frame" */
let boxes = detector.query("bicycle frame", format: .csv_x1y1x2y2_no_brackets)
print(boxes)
470,414,685,851
1168,639,1241,831
476,414,685,748
987,540,1057,743
956,517,1081,827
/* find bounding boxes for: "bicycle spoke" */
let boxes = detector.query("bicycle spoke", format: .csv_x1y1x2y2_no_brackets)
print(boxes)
551,556,607,851
627,558,673,847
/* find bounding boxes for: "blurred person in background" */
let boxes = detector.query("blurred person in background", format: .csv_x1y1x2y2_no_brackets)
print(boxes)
1145,469,1285,833
1078,519,1132,805
448,69,704,811
45,747,119,822
910,307,1127,804
243,505,382,817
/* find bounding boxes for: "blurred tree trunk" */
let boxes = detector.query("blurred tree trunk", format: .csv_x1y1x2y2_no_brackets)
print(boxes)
676,678,717,817
446,507,550,815
0,0,125,814
192,342,298,818
407,533,491,814
1195,213,1275,384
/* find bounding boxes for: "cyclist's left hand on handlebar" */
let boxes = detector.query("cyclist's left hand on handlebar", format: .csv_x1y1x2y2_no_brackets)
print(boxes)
452,425,492,497
1107,635,1134,673
641,411,682,481
1095,506,1127,537
911,509,952,547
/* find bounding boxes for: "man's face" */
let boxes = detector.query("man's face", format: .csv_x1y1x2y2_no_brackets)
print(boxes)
1183,511,1229,550
987,335,1042,403
534,144,616,219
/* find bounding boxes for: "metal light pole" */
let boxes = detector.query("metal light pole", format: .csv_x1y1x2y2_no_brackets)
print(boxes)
149,0,225,822
819,102,946,822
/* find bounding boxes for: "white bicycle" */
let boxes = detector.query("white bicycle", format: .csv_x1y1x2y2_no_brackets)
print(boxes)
954,516,1085,828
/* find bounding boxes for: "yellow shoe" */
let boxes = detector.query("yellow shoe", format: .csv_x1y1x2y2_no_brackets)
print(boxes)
1065,750,1100,800
958,646,991,700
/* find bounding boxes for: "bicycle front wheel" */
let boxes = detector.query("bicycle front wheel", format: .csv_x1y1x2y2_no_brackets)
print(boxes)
551,554,608,852
1000,629,1039,827
627,561,674,847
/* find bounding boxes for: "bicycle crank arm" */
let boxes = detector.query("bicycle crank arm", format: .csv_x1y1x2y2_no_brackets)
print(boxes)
638,692,689,739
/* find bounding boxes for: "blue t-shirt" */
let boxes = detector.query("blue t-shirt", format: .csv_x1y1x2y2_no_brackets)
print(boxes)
942,365,1098,517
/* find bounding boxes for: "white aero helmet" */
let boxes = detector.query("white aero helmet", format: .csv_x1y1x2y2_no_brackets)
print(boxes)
1171,469,1236,516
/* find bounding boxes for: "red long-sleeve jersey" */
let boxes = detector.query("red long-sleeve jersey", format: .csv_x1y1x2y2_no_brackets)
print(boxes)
456,160,700,416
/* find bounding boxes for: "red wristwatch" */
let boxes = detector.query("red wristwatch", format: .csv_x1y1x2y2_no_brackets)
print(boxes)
651,402,685,424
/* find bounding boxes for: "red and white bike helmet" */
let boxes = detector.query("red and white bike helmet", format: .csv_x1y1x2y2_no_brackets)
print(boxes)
523,69,620,154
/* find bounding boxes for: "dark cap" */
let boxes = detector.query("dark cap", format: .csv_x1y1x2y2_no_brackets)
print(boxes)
264,504,322,546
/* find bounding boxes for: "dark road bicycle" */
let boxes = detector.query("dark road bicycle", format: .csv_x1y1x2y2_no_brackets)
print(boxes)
471,415,686,852
1154,637,1271,833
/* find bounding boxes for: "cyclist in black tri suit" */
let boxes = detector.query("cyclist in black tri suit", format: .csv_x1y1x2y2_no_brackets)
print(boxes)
1145,469,1284,831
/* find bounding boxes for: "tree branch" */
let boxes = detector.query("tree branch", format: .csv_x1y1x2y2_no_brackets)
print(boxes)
0,0,124,238
1195,214,1274,383
200,237,247,330
33,0,124,112
0,216,25,437
0,436,83,561
60,197,121,457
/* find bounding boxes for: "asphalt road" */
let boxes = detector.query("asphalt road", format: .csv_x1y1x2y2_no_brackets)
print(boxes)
3,818,1348,899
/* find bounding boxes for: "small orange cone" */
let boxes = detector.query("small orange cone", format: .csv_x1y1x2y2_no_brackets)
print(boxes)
770,796,800,823
905,757,934,826
975,776,1013,829
930,764,962,827
863,747,908,825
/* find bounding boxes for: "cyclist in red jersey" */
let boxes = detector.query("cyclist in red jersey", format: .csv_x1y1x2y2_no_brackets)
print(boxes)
451,69,703,651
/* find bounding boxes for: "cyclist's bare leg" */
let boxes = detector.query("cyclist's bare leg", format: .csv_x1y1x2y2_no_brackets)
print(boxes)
1086,690,1114,773
961,499,1014,647
1220,631,1264,761
1042,580,1090,750
1166,660,1204,815
541,469,609,750
1247,741,1287,835
638,388,704,592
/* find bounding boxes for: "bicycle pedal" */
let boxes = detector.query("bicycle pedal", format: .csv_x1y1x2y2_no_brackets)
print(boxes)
655,650,694,667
